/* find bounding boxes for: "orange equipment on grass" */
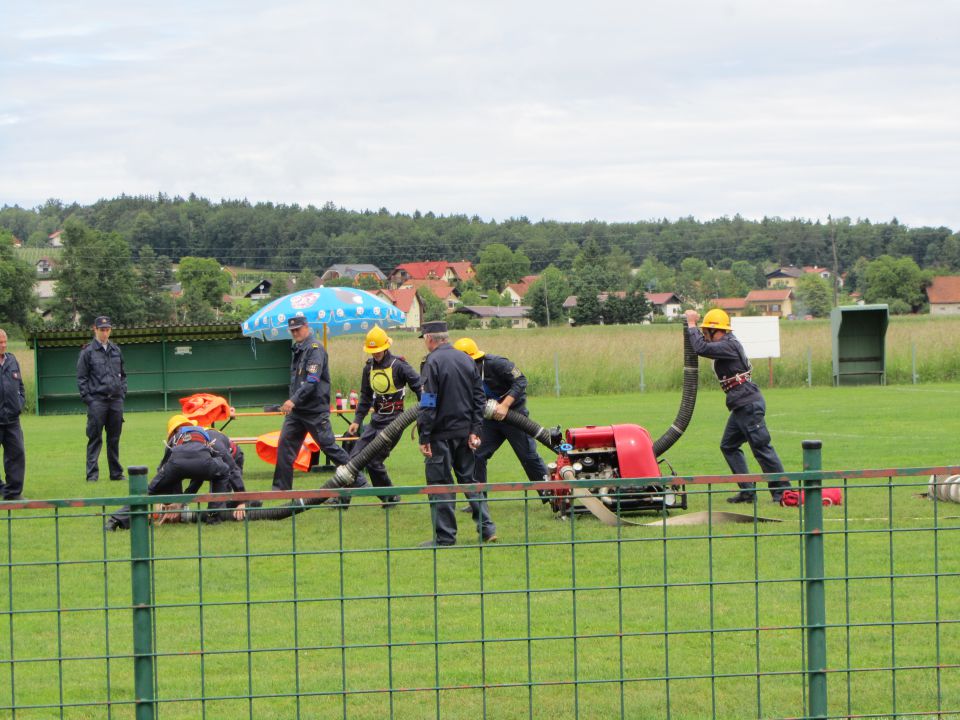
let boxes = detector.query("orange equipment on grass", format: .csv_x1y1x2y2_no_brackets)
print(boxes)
255,431,320,472
179,393,234,426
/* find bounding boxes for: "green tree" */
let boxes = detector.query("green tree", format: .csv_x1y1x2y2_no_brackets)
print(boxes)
54,220,143,327
419,288,447,322
0,237,37,327
632,255,676,293
137,245,176,324
862,255,927,310
794,274,832,317
177,257,231,321
525,266,569,326
570,286,602,326
476,243,530,292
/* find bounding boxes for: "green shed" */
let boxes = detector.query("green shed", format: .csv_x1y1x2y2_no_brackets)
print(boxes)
830,304,889,386
29,323,291,415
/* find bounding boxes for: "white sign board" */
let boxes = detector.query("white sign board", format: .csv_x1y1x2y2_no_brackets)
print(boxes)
730,316,780,359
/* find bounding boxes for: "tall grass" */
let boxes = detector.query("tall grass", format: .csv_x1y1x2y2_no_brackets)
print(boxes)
12,315,960,415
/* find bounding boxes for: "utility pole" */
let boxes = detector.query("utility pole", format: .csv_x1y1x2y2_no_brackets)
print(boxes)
543,272,551,327
829,216,840,307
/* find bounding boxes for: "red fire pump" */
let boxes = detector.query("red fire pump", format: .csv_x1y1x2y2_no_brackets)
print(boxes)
546,424,687,520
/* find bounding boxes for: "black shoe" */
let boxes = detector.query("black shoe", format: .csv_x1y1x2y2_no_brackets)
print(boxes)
419,539,455,548
3,495,25,502
87,477,98,483
726,492,756,504
771,494,785,504
381,496,400,508
110,475,125,482
104,517,122,532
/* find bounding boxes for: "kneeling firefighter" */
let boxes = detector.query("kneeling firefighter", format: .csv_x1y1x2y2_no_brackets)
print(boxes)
105,415,254,530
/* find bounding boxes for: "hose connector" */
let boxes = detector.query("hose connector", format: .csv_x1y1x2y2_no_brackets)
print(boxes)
483,399,499,419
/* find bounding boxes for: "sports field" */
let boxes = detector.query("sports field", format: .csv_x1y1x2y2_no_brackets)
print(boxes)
2,380,959,718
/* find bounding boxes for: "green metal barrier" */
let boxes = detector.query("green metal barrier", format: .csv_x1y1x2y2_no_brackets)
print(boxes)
1,448,959,719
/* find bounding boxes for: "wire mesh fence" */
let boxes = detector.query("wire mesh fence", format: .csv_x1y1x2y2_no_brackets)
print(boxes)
1,451,959,719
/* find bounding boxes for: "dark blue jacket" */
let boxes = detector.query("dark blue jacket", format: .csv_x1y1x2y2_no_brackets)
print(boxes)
77,341,127,402
417,342,484,444
289,332,331,417
0,353,26,424
477,353,528,413
686,327,763,411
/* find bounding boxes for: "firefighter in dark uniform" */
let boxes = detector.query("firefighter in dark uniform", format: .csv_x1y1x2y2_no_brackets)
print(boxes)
273,315,365,493
76,315,126,482
346,326,422,508
0,328,27,501
454,338,549,506
417,321,493,547
685,309,790,503
105,415,253,530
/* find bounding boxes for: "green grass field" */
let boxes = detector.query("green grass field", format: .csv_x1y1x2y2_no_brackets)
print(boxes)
2,383,959,718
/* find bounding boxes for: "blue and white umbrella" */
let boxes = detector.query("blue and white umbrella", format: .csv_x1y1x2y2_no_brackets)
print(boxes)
242,287,406,342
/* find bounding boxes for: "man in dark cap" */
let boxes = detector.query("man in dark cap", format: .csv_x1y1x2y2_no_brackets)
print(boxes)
417,320,493,547
0,327,27,500
273,315,365,495
77,316,126,482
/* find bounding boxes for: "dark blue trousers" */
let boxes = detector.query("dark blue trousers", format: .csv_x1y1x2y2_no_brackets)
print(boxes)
425,437,495,545
85,397,124,481
474,417,549,495
273,412,359,491
720,399,790,497
0,421,25,499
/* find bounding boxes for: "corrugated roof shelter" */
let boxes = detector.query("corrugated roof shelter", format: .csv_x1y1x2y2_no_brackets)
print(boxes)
28,323,290,415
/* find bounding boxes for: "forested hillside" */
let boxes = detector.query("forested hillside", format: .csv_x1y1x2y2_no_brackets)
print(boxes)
2,195,957,275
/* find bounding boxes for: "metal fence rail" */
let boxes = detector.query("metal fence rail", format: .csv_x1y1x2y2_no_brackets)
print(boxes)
1,448,959,719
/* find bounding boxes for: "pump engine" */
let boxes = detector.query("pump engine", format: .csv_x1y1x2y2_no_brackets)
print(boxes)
545,424,686,517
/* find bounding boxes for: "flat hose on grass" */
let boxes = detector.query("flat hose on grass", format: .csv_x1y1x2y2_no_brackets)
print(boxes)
244,407,421,521
652,324,699,457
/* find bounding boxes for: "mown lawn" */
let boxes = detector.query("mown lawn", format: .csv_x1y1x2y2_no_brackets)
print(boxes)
2,383,959,719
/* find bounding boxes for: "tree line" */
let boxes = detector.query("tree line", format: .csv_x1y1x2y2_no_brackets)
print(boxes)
0,194,955,330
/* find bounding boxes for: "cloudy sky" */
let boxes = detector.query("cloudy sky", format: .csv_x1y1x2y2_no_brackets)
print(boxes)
2,1,959,228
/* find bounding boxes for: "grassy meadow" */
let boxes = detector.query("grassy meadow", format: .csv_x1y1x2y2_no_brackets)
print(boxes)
5,315,960,718
2,376,960,718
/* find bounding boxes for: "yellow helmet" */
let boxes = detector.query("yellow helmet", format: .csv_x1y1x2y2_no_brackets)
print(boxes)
700,308,732,331
167,414,193,438
453,337,485,360
363,326,392,354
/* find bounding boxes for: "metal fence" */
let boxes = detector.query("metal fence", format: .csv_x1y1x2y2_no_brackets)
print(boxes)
1,446,959,719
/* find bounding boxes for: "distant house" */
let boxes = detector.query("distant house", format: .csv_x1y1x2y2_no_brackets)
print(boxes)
745,288,793,317
320,264,386,285
455,305,532,329
244,279,273,300
48,230,64,247
36,257,55,275
765,266,804,288
645,292,683,320
374,287,424,330
402,279,460,311
388,260,475,288
504,275,540,306
926,276,960,315
710,297,749,317
35,278,56,300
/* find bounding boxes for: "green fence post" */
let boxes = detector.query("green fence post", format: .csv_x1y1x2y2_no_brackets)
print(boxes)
802,440,827,719
128,466,156,720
